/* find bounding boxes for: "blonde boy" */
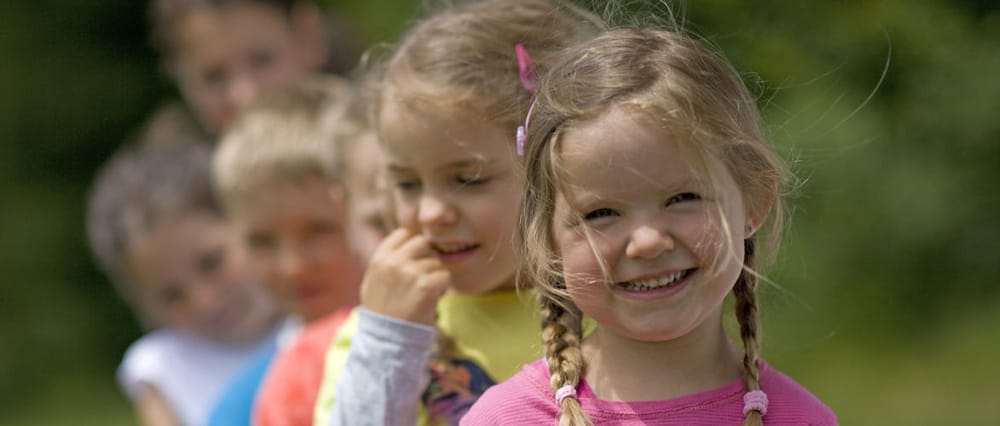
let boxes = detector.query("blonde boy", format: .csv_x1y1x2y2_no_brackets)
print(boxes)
214,76,368,323
212,76,386,426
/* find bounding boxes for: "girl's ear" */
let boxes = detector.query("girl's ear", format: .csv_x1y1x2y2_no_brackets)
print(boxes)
743,190,775,239
290,1,329,70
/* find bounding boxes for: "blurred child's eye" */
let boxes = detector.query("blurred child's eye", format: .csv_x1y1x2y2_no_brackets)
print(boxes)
667,192,701,205
247,233,275,252
394,179,421,191
158,286,185,305
584,208,618,221
248,48,276,71
197,246,226,273
199,67,226,89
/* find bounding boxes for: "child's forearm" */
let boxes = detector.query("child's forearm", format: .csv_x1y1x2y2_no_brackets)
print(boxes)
326,307,436,426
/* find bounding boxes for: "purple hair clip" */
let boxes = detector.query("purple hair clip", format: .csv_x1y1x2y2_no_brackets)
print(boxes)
515,44,538,156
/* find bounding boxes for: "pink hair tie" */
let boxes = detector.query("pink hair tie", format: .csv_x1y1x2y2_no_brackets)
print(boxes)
742,390,768,416
515,44,537,92
555,385,577,405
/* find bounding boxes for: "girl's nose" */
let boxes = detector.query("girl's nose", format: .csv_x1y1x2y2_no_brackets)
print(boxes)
625,225,674,260
418,193,456,229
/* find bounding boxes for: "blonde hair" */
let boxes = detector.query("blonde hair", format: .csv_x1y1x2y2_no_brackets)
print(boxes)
86,117,216,327
213,76,358,213
519,28,791,426
376,0,601,131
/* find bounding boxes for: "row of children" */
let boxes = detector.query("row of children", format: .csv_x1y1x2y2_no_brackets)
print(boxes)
87,0,838,425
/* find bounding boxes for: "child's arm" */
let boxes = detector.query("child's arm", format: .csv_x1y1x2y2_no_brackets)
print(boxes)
319,228,451,426
325,308,436,426
134,383,183,426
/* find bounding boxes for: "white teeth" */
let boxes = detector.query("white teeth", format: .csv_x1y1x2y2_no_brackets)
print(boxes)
622,270,688,291
434,243,477,254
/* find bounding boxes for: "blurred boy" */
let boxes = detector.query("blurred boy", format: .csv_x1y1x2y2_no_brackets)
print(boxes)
87,123,281,426
209,76,387,426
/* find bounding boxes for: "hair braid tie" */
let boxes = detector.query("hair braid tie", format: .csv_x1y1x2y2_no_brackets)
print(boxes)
742,390,768,416
555,385,577,405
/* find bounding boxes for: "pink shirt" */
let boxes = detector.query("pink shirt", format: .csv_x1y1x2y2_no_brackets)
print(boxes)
253,308,352,426
462,359,836,425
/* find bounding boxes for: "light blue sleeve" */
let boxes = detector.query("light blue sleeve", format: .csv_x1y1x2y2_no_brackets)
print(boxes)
327,308,436,426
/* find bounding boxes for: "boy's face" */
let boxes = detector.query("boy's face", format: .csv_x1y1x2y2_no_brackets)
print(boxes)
127,211,278,343
171,3,324,134
234,175,364,321
345,132,391,263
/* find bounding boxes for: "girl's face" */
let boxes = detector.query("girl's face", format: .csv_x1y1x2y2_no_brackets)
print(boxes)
171,3,323,134
551,106,754,343
127,211,278,343
379,102,521,295
234,176,364,322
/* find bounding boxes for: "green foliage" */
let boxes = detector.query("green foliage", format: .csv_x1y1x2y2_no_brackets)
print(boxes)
1,0,996,424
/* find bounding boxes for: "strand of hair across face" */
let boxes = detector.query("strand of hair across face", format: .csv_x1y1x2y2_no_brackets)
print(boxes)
540,294,593,426
735,238,764,426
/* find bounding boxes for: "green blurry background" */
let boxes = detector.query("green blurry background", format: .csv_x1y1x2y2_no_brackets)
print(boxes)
1,0,997,424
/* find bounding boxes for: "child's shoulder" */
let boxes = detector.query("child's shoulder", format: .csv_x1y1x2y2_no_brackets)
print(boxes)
120,329,199,366
461,359,556,425
117,329,211,397
760,361,838,425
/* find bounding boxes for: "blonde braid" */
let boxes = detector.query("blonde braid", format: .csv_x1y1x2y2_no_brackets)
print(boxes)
734,238,764,426
539,294,593,426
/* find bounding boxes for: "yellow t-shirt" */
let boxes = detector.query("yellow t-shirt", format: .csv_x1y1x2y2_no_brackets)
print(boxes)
313,290,542,426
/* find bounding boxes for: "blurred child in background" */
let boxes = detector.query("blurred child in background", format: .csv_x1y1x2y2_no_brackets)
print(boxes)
147,0,360,135
313,1,600,424
209,76,387,426
86,117,282,426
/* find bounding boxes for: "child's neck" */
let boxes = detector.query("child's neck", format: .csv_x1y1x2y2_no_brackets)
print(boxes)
581,313,741,402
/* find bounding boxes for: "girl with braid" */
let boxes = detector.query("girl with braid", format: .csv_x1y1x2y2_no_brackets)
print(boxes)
312,1,600,425
464,25,837,426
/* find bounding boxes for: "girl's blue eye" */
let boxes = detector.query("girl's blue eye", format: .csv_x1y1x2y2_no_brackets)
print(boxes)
584,208,617,221
667,192,701,205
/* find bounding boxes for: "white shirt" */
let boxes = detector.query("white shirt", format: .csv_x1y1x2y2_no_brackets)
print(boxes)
117,326,280,426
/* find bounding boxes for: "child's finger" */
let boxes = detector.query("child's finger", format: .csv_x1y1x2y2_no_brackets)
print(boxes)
418,269,452,300
373,228,412,254
407,257,445,275
396,233,435,259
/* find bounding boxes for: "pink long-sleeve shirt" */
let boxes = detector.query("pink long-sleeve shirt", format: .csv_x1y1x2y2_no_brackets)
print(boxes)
462,359,836,425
